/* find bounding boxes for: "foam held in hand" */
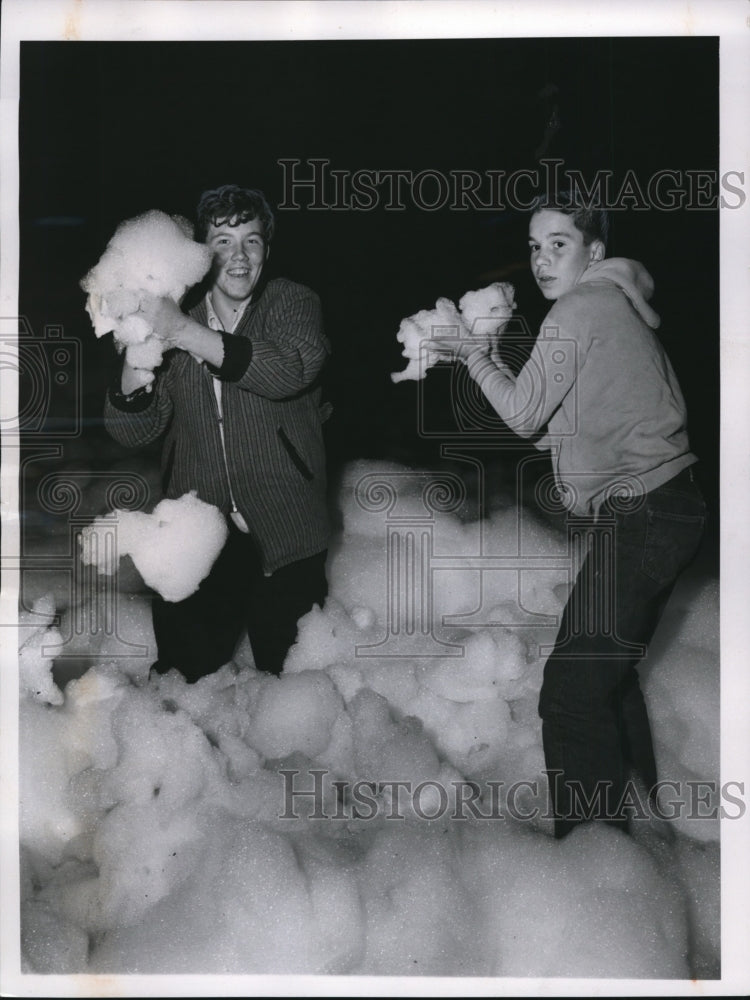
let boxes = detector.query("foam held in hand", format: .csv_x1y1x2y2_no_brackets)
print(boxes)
391,297,464,383
391,282,515,382
80,210,213,370
458,281,516,335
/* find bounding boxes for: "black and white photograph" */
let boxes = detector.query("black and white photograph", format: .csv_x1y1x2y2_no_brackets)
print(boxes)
1,1,748,995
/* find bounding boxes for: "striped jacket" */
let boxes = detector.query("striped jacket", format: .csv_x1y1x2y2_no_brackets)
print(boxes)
104,277,331,573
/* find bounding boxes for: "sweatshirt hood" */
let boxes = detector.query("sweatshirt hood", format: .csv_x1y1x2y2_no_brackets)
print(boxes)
578,257,661,329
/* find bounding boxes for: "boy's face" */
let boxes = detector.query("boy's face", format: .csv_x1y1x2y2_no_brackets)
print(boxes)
206,217,268,303
528,209,604,300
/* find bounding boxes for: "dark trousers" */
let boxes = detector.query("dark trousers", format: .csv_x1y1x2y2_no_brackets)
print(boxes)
538,466,706,838
151,525,328,682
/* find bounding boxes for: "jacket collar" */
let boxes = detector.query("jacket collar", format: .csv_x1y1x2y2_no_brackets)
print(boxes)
190,264,274,329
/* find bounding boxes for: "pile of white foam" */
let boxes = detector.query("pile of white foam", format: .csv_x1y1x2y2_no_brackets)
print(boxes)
18,461,721,980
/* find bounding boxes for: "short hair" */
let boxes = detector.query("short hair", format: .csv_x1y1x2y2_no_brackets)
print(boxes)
195,184,276,244
530,189,609,248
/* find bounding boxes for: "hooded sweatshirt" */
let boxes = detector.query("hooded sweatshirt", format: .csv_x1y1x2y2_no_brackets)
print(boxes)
463,259,696,516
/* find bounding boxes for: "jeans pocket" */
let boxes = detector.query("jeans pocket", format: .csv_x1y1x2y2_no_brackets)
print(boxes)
641,507,705,586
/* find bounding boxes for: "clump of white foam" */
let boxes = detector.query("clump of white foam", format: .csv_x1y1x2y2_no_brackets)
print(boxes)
80,491,227,602
247,671,344,759
391,297,463,383
460,821,690,978
391,282,516,382
80,210,213,373
19,593,64,706
458,282,517,336
643,577,721,841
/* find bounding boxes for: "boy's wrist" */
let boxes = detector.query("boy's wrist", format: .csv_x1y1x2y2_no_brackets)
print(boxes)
174,318,225,368
120,360,154,395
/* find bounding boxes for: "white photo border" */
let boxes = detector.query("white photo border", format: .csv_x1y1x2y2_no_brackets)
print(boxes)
1,1,748,996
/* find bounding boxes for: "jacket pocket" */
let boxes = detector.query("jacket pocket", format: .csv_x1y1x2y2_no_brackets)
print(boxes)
277,426,314,481
161,440,177,493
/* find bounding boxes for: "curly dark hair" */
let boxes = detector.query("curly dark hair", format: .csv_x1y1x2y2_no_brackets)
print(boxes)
530,189,609,249
195,185,276,244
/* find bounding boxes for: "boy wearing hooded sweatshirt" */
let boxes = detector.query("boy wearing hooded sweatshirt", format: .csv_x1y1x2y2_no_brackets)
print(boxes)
435,192,706,837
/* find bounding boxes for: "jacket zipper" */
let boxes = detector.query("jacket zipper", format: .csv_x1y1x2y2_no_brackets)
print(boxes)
204,366,243,522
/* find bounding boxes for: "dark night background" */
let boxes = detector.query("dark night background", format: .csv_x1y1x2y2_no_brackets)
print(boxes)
18,37,720,561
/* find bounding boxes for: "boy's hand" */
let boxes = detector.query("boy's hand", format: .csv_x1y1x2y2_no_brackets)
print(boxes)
137,293,187,345
135,294,223,366
120,359,154,395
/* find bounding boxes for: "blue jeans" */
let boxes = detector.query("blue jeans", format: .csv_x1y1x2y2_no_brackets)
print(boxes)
538,465,707,837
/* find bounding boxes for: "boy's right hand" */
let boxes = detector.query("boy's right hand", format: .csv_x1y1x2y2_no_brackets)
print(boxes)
136,292,187,347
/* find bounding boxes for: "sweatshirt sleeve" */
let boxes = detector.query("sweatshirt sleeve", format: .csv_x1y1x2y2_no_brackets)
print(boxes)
463,300,585,438
227,283,329,399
